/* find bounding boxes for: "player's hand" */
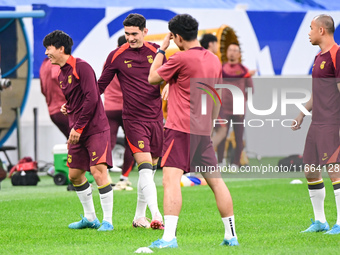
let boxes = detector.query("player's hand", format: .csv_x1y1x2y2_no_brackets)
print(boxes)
162,83,169,100
249,69,257,76
160,32,173,51
291,114,304,131
60,103,67,115
68,128,80,145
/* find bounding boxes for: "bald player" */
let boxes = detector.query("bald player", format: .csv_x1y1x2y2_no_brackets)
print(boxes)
292,14,340,235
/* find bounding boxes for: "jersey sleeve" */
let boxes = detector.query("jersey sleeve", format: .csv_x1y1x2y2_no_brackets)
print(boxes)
156,53,181,83
73,62,98,133
98,50,119,94
336,48,340,84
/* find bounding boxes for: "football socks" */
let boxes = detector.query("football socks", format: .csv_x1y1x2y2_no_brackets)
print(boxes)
222,215,237,240
162,215,178,242
74,180,96,222
138,162,161,218
98,183,113,225
308,179,326,223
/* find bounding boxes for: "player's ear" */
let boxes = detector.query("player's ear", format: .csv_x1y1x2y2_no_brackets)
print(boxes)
143,28,148,36
319,26,324,35
59,46,65,53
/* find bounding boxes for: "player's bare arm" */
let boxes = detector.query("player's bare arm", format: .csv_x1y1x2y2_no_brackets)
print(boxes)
337,82,340,92
161,83,169,100
291,94,313,131
148,33,172,84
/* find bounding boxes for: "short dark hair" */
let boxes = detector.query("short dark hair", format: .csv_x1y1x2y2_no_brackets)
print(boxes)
43,30,73,54
118,35,127,47
168,14,198,41
315,14,335,34
200,34,217,49
123,13,146,31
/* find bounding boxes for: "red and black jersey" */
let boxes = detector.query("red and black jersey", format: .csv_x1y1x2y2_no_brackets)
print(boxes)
59,55,110,136
311,44,340,125
98,42,163,122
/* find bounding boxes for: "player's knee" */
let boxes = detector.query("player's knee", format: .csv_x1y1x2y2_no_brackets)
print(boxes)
162,172,172,186
162,176,172,189
68,173,81,184
90,164,108,180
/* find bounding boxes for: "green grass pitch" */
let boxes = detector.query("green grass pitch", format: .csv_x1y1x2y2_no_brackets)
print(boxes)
0,165,339,254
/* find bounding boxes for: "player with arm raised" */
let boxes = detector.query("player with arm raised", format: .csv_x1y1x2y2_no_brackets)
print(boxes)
147,14,239,249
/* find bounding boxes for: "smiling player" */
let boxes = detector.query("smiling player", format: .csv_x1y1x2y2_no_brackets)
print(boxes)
98,13,164,229
43,30,113,231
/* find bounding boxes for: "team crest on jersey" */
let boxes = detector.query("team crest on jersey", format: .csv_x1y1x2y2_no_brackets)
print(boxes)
320,61,326,69
68,75,72,84
322,153,328,161
138,141,145,149
127,63,132,68
147,55,153,64
67,154,72,163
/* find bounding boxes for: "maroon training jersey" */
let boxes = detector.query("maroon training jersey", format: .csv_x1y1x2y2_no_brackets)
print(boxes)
221,62,254,115
59,55,110,136
98,42,163,122
311,44,340,125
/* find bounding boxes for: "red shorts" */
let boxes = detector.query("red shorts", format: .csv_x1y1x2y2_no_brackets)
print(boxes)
161,128,217,173
123,119,163,158
67,130,112,171
303,124,340,166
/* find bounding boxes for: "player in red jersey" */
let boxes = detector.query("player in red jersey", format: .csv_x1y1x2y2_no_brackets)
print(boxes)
104,35,135,189
292,14,340,234
43,30,113,231
212,43,254,169
39,58,69,139
98,14,164,229
148,14,239,248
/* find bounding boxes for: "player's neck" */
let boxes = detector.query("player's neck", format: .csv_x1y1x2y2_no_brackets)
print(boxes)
319,37,336,54
183,39,200,51
59,55,71,67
